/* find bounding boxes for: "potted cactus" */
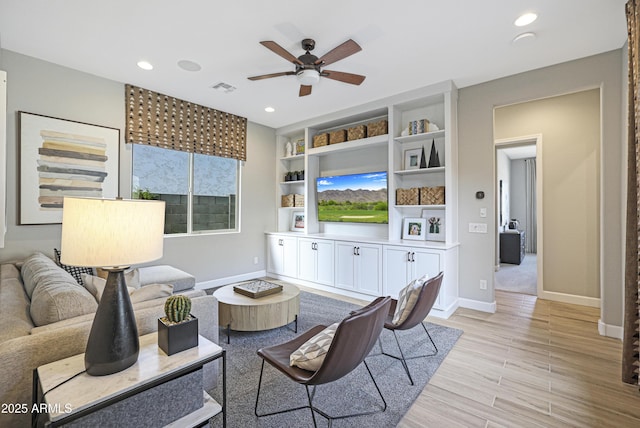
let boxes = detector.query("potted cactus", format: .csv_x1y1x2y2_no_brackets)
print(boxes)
158,295,198,356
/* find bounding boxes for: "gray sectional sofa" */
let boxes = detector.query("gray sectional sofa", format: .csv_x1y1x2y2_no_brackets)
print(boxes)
0,253,219,427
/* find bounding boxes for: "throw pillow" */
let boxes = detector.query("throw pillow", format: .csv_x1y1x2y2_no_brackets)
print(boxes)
53,248,94,286
392,273,430,325
81,272,145,302
129,283,173,304
290,323,339,371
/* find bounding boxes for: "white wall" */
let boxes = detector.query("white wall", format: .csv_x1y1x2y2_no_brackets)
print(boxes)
458,50,623,327
0,49,276,282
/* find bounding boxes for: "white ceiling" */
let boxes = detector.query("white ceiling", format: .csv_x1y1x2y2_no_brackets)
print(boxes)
0,0,628,129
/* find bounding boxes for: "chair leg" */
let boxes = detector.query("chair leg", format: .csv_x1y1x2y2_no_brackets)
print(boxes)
256,360,386,426
391,330,415,386
255,360,312,420
377,323,439,385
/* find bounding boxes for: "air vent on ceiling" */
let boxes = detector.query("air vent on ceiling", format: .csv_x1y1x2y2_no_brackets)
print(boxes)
211,82,237,93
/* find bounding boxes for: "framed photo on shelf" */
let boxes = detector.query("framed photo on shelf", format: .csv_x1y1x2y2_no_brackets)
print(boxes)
422,209,445,241
402,217,427,240
290,210,305,232
19,111,120,225
403,148,422,170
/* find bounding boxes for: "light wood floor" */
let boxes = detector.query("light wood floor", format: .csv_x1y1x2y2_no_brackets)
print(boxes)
298,285,640,427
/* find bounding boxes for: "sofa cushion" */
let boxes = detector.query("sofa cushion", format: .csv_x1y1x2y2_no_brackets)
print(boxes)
0,264,33,342
21,252,60,299
27,256,98,327
138,265,195,292
53,248,95,286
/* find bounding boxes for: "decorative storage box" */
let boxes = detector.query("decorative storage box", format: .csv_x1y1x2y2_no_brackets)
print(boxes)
367,119,388,137
396,187,419,205
313,133,329,148
281,194,294,207
420,186,445,205
347,125,367,141
329,129,347,144
294,194,305,207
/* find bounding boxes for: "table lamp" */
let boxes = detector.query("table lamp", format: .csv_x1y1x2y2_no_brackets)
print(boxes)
60,197,165,376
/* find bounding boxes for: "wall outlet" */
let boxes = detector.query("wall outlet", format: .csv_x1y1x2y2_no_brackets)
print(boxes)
253,256,259,265
479,279,487,290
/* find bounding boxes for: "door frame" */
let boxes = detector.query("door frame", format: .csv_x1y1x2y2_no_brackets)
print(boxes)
494,134,544,296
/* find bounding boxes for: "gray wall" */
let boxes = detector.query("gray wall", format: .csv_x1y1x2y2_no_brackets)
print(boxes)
509,159,527,235
0,49,276,282
458,50,623,326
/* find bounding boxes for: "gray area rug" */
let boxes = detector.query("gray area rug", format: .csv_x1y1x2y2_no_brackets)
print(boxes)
495,253,537,295
208,291,462,427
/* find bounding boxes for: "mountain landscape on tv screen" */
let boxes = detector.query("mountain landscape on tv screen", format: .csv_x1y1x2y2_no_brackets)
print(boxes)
317,188,388,224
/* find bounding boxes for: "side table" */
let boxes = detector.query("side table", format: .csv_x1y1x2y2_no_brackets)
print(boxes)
32,333,226,427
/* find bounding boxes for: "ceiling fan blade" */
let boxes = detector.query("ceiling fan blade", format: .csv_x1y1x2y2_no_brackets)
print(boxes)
321,70,366,85
299,85,312,97
248,71,295,81
260,41,303,65
314,39,362,66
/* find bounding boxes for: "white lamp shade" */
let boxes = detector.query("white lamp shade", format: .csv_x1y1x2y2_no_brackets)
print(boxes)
296,69,320,86
60,197,165,268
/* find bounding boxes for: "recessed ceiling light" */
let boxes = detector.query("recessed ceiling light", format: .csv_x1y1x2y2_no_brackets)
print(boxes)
515,12,537,27
177,60,202,72
513,32,536,44
265,106,275,113
137,60,153,71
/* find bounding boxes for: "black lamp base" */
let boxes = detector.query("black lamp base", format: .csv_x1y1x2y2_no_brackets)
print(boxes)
85,268,139,376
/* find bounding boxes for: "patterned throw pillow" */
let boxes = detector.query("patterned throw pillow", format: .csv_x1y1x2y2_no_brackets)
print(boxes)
53,248,94,286
392,273,430,325
290,323,339,371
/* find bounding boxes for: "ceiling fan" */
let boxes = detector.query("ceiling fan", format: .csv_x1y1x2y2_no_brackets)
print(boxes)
248,38,366,97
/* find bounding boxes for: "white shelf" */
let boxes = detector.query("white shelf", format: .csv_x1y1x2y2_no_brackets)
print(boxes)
394,204,446,209
164,391,222,428
279,180,305,185
279,154,304,161
307,134,388,156
394,129,445,144
395,166,445,176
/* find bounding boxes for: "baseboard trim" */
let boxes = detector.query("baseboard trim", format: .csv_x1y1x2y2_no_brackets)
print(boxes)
195,270,267,291
538,290,600,308
598,319,623,340
430,299,459,319
458,298,497,314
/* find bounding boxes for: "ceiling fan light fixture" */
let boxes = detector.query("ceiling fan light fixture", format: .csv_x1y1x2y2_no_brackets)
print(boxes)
296,69,320,86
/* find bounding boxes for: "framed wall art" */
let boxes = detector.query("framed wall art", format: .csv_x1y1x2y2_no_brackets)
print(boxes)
422,209,445,241
403,148,422,170
290,210,305,232
19,112,120,225
402,217,426,240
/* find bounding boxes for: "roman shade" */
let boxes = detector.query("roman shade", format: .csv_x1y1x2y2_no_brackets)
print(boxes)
125,84,247,161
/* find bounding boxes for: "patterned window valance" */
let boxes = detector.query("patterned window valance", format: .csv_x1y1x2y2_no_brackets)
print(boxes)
125,84,247,161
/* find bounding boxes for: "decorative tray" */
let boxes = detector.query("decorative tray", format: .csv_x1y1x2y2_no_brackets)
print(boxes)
233,280,283,298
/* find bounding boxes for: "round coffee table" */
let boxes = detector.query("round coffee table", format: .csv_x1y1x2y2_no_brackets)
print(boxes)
213,282,300,343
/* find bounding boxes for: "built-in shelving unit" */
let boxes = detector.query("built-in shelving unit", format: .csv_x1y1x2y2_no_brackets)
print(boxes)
269,80,459,318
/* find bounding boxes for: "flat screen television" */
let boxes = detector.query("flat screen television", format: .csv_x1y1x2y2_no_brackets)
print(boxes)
316,171,388,224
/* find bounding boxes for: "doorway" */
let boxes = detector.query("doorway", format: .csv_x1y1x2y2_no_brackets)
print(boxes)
494,136,543,296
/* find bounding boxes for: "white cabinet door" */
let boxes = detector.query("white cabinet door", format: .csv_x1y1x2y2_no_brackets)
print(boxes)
315,239,335,286
298,238,334,286
281,236,298,278
267,235,297,277
356,244,383,295
384,246,412,299
335,242,356,290
412,249,441,280
335,241,382,295
297,238,316,282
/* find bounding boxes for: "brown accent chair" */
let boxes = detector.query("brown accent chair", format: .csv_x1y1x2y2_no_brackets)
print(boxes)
255,296,392,428
379,271,443,385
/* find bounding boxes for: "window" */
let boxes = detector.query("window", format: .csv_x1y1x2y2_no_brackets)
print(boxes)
132,145,240,235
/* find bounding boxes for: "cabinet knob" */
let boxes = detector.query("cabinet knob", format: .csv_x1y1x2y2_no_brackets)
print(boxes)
411,252,416,262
